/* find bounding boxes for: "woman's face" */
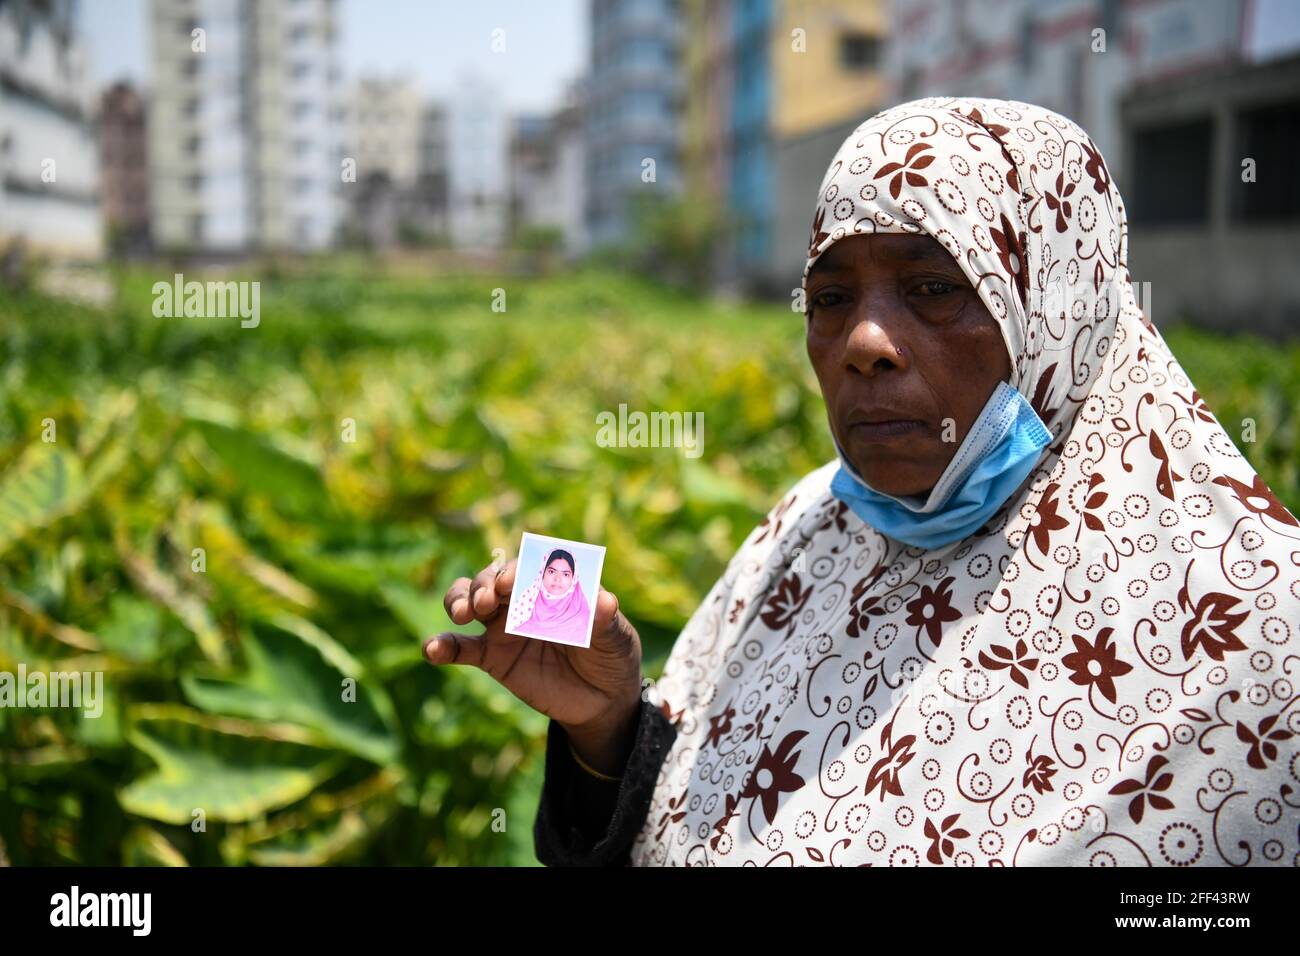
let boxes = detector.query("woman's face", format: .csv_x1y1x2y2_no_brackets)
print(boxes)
542,558,573,595
805,234,1013,497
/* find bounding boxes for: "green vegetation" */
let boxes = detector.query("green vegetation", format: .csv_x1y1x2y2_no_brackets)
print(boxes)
0,263,1295,865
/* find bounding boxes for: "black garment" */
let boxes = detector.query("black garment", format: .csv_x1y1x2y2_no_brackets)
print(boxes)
533,696,677,866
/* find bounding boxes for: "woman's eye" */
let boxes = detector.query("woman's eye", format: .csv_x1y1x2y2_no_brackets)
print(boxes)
812,291,849,309
914,280,958,296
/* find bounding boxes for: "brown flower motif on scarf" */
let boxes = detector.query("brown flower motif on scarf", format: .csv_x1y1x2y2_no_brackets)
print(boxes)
1212,473,1300,527
1044,171,1076,232
756,493,797,543
659,697,685,728
1079,471,1108,533
874,141,935,200
979,638,1039,689
704,699,736,750
740,730,809,825
1081,135,1112,198
1028,362,1063,434
1235,712,1294,771
904,576,962,647
865,712,917,802
962,105,1010,140
808,206,829,260
1028,482,1071,555
654,790,688,841
1177,567,1249,662
1175,389,1217,426
1022,744,1058,795
1108,754,1175,825
990,212,1028,306
817,498,851,535
1148,429,1184,501
923,812,971,864
1062,627,1132,704
728,597,746,624
760,572,813,633
709,792,739,851
845,575,888,638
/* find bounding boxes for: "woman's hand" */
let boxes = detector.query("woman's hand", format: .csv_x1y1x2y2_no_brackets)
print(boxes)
424,559,644,777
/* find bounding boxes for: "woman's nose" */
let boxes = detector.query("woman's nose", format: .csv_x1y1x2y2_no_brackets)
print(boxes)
844,305,908,377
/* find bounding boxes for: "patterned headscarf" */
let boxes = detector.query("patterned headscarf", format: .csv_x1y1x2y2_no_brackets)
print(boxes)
631,97,1300,866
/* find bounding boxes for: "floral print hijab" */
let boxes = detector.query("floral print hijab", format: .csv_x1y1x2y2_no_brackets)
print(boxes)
630,97,1300,866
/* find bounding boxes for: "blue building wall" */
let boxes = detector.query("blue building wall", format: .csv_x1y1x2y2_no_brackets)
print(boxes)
729,0,772,273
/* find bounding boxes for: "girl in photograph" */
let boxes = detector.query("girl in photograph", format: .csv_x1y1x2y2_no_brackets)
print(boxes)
506,549,593,646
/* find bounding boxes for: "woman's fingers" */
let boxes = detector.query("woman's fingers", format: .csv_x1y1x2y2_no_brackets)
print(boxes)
444,577,474,625
593,587,636,649
423,632,486,668
492,559,517,598
468,558,515,618
445,558,518,627
592,586,619,633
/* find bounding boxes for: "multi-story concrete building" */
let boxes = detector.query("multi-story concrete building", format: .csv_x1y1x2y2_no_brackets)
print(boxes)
585,0,684,250
0,0,102,259
1122,51,1300,335
446,72,509,250
98,81,151,255
148,0,343,253
339,75,439,249
680,0,887,293
413,101,449,241
770,0,888,290
886,0,1300,333
507,83,587,256
885,0,1255,181
346,74,422,188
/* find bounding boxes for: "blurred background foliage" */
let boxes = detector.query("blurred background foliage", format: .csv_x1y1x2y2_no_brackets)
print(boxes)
0,261,1296,865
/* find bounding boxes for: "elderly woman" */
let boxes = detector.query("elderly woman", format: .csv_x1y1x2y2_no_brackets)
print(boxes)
425,97,1300,866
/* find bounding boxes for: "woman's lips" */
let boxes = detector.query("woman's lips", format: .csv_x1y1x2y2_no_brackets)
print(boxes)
848,419,925,442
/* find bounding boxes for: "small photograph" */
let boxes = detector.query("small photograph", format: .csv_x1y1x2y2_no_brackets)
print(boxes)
504,532,606,649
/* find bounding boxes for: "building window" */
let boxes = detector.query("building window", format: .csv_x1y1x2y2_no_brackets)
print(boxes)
840,32,880,70
1232,101,1300,222
1130,119,1212,225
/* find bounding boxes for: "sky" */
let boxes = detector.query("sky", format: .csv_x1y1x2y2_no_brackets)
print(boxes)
78,0,587,115
74,0,1300,110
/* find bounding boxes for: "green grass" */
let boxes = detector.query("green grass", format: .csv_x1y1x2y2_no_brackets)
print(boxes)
0,262,1294,865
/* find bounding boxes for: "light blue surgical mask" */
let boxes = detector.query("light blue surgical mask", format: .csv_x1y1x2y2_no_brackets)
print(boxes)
830,379,1053,550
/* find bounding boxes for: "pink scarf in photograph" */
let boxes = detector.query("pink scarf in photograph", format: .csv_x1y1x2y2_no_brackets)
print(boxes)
507,552,592,644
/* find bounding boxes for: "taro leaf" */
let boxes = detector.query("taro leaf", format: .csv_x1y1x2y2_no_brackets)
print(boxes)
95,593,176,664
245,805,387,866
282,539,439,596
119,703,342,825
220,768,402,866
181,615,400,764
188,505,317,620
121,826,188,866
189,416,332,515
117,541,228,667
0,444,90,557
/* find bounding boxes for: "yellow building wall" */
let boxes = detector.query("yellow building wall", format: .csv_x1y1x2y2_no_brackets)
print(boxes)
772,0,889,140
